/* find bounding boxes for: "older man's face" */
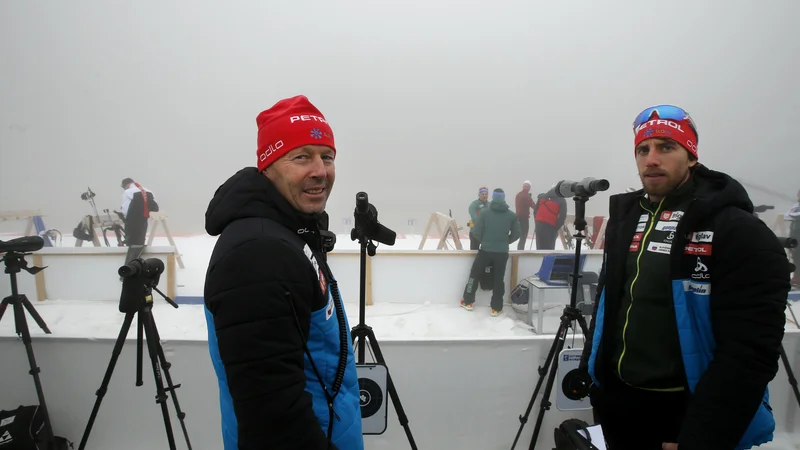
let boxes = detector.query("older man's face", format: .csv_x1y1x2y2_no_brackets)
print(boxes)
264,145,335,214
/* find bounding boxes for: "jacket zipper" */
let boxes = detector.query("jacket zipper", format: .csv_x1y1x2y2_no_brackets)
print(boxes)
617,198,664,381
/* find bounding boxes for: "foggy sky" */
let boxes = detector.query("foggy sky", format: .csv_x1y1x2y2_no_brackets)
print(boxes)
1,0,798,239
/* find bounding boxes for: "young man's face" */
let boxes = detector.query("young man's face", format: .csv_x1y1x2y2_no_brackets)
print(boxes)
635,138,697,202
479,192,488,201
265,144,335,214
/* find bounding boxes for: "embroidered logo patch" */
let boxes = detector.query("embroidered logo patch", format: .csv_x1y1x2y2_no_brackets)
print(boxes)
684,244,712,255
647,242,672,254
689,231,714,243
325,296,334,320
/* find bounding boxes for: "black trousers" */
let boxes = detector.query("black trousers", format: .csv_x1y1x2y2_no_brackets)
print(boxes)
517,218,530,250
534,222,558,250
590,374,689,449
125,217,148,246
463,250,508,310
469,231,480,250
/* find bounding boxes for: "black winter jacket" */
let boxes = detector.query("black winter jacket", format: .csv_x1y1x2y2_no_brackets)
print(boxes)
581,164,791,449
203,167,362,450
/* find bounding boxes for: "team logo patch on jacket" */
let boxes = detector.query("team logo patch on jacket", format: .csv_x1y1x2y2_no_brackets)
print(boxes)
660,210,684,221
319,269,328,296
685,243,712,255
689,231,714,243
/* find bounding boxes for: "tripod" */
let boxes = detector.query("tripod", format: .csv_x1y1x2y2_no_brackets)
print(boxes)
349,192,418,450
779,258,800,411
0,246,55,444
510,195,593,450
78,259,191,450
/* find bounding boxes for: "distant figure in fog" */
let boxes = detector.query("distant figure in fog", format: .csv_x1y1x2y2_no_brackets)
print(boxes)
533,189,567,250
119,177,158,246
515,180,537,249
460,188,520,316
467,186,489,250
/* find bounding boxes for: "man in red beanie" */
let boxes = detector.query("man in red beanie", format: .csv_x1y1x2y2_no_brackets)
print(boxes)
580,105,790,449
203,95,363,450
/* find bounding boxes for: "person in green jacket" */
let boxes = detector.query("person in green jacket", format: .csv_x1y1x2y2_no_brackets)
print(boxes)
467,186,489,250
460,188,521,316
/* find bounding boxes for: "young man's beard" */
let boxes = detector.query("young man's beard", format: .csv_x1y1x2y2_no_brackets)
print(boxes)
639,167,690,199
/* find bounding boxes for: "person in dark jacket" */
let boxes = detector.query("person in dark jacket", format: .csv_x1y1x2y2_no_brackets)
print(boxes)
533,189,567,250
203,95,363,450
460,188,521,315
119,177,158,246
467,186,489,250
580,105,791,450
515,180,537,249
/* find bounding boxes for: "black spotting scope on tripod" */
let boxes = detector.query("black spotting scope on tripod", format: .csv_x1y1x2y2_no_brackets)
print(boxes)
0,236,71,448
78,257,192,450
349,192,419,449
510,177,609,450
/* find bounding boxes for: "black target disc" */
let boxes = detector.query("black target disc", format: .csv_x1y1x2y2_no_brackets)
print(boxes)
358,377,383,418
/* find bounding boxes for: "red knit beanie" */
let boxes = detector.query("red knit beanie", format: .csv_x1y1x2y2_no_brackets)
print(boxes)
634,113,698,160
256,95,336,171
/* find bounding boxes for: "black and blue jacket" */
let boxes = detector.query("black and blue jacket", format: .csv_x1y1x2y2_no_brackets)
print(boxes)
203,167,363,449
581,164,791,450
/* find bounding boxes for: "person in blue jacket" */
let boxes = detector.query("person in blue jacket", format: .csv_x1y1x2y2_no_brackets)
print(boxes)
580,105,791,450
203,95,363,449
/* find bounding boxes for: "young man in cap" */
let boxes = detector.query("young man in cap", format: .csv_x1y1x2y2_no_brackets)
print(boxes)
467,186,489,250
580,105,791,449
461,188,521,316
515,180,537,250
203,95,363,450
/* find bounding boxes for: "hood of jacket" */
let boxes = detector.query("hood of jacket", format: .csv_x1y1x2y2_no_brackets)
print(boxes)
205,167,331,247
490,199,510,212
611,163,753,227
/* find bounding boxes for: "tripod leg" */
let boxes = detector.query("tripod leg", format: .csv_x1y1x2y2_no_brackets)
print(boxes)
527,320,572,450
20,295,51,334
150,313,193,449
141,309,178,450
78,312,136,450
361,326,418,450
136,310,143,386
11,295,55,440
779,344,800,410
509,321,563,450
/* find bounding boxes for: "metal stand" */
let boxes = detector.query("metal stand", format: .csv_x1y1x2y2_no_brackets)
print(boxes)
780,260,800,411
0,246,55,444
78,260,191,450
510,195,593,450
349,192,417,450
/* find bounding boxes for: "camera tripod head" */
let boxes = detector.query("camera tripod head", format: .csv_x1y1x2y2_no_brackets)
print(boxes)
118,257,177,313
0,236,47,275
350,192,396,256
550,177,609,235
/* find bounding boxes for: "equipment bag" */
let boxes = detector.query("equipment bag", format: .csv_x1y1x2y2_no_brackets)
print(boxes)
510,283,529,305
0,405,45,449
553,418,601,450
0,405,73,450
